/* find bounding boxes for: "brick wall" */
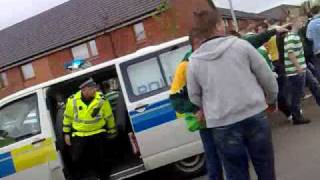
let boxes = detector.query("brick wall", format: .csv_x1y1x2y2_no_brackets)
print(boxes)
0,0,262,99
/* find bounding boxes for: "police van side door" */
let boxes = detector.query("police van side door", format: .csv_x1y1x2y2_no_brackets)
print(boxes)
117,42,202,169
0,90,61,180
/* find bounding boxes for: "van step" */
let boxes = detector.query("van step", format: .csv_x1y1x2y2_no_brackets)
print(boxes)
109,164,145,180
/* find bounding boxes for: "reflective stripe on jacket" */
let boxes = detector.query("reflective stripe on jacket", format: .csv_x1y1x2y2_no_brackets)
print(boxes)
63,91,117,137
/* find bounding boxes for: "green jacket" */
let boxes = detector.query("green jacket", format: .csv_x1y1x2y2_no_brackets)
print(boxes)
169,51,198,114
242,29,277,49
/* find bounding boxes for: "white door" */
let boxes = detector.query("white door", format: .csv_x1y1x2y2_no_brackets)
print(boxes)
0,91,62,180
118,42,202,169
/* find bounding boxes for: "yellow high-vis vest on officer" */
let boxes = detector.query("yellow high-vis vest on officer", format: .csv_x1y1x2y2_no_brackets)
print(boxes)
63,91,117,137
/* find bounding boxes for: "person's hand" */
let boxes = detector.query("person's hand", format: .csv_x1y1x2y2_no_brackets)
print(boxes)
275,23,292,33
266,104,277,113
195,110,205,123
297,67,304,74
64,134,71,146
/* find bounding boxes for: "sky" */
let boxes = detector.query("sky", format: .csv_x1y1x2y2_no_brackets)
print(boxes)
214,0,305,13
0,0,306,30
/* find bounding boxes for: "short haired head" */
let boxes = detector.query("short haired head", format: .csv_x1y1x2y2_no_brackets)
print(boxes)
257,22,269,33
80,78,97,99
192,7,223,40
311,5,320,16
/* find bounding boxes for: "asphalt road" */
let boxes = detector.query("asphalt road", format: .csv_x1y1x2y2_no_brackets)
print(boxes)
129,97,320,180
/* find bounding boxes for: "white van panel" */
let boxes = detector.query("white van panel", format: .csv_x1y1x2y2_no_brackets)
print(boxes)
143,140,203,170
136,118,201,158
3,163,50,180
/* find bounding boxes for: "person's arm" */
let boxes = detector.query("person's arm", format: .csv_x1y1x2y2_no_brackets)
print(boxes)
245,41,278,105
243,24,291,48
187,60,202,109
102,100,117,138
63,98,73,146
244,29,277,48
288,52,303,73
306,22,313,41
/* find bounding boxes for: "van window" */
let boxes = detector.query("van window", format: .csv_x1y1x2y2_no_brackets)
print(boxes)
0,94,41,148
127,57,165,96
121,43,191,102
159,45,191,84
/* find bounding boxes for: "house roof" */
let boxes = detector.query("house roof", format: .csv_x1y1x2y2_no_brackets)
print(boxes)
219,8,265,20
0,0,162,69
259,4,301,21
0,0,264,70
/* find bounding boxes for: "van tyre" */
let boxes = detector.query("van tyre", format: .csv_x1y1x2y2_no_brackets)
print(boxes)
173,154,206,177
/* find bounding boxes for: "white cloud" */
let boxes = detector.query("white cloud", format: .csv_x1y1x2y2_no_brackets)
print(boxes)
0,0,307,30
213,0,306,13
0,0,68,30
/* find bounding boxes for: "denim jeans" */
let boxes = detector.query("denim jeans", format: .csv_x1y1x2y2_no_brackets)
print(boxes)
199,128,223,180
308,56,320,82
306,68,320,106
287,73,306,120
212,112,275,180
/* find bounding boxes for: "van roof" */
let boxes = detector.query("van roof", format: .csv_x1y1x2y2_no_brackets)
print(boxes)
0,36,189,104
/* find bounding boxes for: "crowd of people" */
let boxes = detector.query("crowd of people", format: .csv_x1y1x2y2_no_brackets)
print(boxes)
169,3,320,180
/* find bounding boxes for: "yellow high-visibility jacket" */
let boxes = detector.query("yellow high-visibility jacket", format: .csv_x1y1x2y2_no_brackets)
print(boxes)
63,91,117,137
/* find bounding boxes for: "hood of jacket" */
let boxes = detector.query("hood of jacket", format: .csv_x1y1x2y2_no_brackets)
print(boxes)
190,36,238,61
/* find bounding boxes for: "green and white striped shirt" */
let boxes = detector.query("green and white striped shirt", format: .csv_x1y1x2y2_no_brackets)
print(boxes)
284,32,306,76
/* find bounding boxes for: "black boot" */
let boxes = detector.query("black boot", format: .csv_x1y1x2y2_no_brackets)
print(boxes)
293,117,311,125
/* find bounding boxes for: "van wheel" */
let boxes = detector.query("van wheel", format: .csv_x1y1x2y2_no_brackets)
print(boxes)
173,154,206,177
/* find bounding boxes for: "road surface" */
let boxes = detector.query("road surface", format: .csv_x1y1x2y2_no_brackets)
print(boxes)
130,98,320,180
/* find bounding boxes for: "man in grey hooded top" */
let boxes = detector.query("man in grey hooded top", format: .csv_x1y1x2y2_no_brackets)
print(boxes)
187,9,278,180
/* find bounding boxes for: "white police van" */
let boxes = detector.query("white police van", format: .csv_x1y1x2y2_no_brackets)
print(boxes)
0,37,204,180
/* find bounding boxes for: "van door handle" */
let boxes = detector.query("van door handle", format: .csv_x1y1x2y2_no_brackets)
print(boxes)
135,104,148,112
32,138,46,145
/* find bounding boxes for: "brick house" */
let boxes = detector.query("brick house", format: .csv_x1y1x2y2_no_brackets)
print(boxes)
259,4,301,21
0,0,265,99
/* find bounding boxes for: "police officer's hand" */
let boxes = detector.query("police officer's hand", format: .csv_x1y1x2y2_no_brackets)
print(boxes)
64,134,71,146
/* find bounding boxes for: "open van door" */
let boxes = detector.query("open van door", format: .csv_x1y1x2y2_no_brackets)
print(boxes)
0,90,63,180
117,41,203,170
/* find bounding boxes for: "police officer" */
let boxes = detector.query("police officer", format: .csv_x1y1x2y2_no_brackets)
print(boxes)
63,78,117,180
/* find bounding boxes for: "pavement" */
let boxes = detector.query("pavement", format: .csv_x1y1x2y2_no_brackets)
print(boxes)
130,97,320,180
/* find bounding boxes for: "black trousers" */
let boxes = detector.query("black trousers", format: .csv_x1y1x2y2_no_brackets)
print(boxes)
273,61,291,117
71,133,110,180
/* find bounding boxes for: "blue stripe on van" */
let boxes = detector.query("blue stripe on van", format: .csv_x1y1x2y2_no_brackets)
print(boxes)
129,99,177,133
129,99,172,116
0,152,15,178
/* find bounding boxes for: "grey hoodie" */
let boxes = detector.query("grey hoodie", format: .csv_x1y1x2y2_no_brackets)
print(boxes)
187,36,278,128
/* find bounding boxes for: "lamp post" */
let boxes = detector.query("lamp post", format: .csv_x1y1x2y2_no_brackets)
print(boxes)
227,0,239,31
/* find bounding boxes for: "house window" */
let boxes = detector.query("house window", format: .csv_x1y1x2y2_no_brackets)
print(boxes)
21,63,35,80
0,73,8,88
133,22,146,41
71,40,99,59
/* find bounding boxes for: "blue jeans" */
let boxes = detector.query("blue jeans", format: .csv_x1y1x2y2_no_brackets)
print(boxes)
200,129,223,180
308,56,320,82
306,68,320,106
212,112,275,180
287,73,306,120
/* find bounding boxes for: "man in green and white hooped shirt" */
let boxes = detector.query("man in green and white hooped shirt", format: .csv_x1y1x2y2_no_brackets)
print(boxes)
284,16,311,125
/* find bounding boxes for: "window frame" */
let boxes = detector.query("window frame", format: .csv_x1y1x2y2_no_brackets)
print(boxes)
120,41,190,102
21,63,35,80
0,93,41,149
133,22,147,42
0,72,8,89
71,40,99,60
